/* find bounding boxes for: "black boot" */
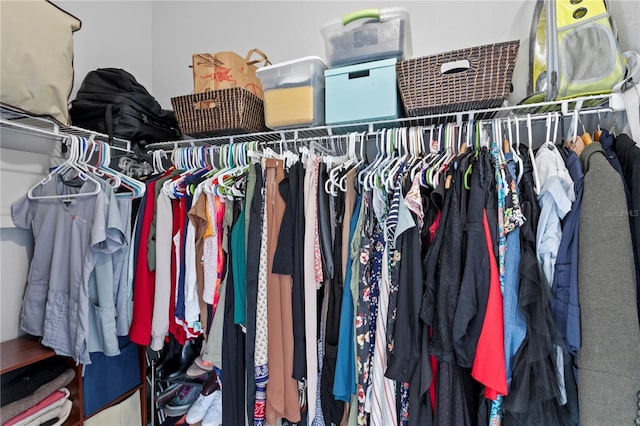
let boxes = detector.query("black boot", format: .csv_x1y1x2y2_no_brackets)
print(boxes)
161,337,203,381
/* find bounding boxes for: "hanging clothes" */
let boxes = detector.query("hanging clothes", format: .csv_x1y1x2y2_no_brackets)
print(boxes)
550,149,583,358
421,162,473,426
451,151,491,370
222,199,246,426
611,132,640,324
502,145,568,426
354,191,374,426
577,141,640,425
333,191,361,403
85,180,129,357
130,175,161,346
302,155,322,423
151,186,175,351
265,159,301,425
122,122,640,426
501,150,527,387
254,161,270,426
245,162,263,424
535,143,575,288
12,175,125,365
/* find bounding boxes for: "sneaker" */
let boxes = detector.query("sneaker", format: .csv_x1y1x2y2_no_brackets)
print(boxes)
185,390,219,424
164,384,202,417
201,390,222,426
155,383,183,408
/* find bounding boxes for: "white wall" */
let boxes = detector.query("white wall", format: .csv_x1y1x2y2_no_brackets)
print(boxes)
150,1,537,108
0,142,53,342
51,0,640,110
608,0,640,55
0,227,35,341
150,0,640,110
55,0,154,100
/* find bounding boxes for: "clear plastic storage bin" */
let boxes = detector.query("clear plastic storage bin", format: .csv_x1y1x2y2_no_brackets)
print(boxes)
321,7,412,68
256,56,327,129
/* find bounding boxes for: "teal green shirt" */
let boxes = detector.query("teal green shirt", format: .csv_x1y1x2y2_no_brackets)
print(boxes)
231,207,247,326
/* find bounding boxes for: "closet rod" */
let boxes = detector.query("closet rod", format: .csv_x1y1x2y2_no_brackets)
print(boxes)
145,93,620,150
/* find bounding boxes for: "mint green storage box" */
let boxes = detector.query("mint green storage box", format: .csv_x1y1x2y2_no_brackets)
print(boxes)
325,58,401,125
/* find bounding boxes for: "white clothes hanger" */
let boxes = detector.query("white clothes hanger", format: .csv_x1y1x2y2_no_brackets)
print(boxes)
419,126,440,188
217,142,250,199
425,124,449,188
96,139,147,198
152,149,168,174
410,126,429,182
360,129,386,191
553,112,560,145
332,132,363,195
165,146,201,198
433,123,457,188
384,127,409,192
377,128,401,191
27,135,102,200
539,112,559,152
493,120,508,187
90,140,123,189
526,114,541,195
367,128,392,191
338,132,363,192
509,117,524,184
210,144,234,197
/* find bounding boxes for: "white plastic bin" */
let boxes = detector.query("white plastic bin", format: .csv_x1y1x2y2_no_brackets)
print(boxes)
321,7,412,68
256,56,327,129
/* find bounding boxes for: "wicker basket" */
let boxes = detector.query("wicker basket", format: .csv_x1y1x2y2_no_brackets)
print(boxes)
171,87,267,138
396,40,520,117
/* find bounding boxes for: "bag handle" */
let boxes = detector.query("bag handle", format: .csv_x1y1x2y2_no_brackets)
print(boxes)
245,49,271,67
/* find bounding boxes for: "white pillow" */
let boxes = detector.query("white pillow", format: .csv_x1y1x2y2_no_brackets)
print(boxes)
1,0,81,125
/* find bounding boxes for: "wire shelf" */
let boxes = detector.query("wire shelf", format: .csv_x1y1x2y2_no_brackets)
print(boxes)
1,92,619,153
145,93,620,149
0,106,132,153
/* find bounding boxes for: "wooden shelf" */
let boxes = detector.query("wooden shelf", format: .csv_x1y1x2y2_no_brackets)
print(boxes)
0,335,55,374
1,336,147,425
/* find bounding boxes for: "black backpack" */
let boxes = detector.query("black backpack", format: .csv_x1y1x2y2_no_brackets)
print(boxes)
69,68,181,145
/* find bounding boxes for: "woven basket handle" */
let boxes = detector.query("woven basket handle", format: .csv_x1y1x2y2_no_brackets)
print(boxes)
193,99,218,110
440,59,471,75
245,49,271,67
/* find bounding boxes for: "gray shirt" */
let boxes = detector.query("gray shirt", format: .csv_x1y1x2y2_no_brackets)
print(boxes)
113,196,132,336
12,175,112,364
86,180,127,356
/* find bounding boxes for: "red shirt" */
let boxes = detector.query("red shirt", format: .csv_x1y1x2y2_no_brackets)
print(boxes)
472,209,508,400
169,197,187,345
129,179,158,345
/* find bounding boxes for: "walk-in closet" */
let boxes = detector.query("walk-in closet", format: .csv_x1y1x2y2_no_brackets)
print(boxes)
1,1,639,426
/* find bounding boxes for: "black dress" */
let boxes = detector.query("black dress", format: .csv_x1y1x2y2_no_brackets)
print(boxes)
422,162,478,426
502,146,569,425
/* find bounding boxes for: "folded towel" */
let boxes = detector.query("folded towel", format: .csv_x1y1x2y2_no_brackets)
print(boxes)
4,388,69,426
21,399,72,426
1,369,75,424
